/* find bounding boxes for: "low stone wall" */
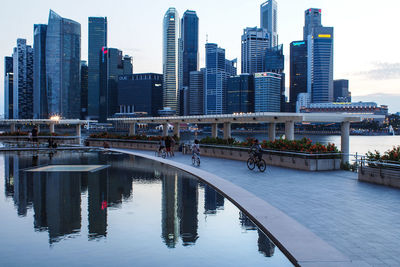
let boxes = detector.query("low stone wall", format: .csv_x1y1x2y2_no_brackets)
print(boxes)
87,138,340,171
200,145,340,171
358,166,400,188
0,136,79,145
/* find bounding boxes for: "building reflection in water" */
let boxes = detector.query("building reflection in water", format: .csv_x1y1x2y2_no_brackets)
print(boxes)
204,184,224,214
177,176,198,246
239,211,276,257
161,173,179,248
88,168,108,240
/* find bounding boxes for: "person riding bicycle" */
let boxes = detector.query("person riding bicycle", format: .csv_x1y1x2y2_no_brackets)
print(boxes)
158,137,166,156
192,139,200,158
250,139,262,162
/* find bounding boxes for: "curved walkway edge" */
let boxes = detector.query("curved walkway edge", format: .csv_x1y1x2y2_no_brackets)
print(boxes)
111,148,355,267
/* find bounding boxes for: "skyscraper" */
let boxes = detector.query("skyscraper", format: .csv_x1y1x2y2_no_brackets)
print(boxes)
303,8,322,40
260,0,278,47
13,39,34,119
4,57,13,119
189,70,204,115
46,10,81,118
254,72,281,112
122,55,133,75
289,41,308,111
88,17,107,120
163,8,180,115
205,43,229,115
334,79,351,102
241,27,269,74
226,74,254,114
33,24,48,119
265,44,285,111
81,61,88,119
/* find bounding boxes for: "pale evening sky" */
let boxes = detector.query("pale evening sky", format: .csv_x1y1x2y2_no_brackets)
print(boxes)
1,0,400,114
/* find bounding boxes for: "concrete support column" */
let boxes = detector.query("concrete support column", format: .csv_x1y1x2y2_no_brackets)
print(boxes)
211,123,218,138
162,123,168,137
285,121,294,140
268,123,276,141
10,123,16,132
223,122,231,139
173,123,180,138
129,123,136,136
341,121,350,164
49,124,55,134
76,124,81,137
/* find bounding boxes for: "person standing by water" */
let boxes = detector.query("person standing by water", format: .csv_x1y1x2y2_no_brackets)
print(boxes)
31,126,39,148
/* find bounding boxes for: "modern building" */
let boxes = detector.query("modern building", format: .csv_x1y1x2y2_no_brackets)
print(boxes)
289,40,308,112
205,43,231,115
163,8,180,115
307,26,334,103
81,61,88,119
99,47,124,122
225,59,237,77
303,8,322,40
88,17,107,120
334,79,351,102
254,72,281,112
46,10,81,118
265,44,285,111
226,74,254,114
300,102,388,116
122,55,133,75
241,27,269,74
33,24,48,119
117,73,163,117
12,39,34,119
189,70,204,115
260,0,278,47
4,57,13,119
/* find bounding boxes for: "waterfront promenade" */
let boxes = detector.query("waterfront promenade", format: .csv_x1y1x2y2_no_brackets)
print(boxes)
122,148,400,267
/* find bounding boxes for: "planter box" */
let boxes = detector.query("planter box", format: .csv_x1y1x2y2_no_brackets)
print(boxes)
200,145,341,171
358,166,400,188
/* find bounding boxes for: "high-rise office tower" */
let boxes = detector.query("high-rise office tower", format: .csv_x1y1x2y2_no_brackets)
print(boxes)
99,47,124,122
33,24,48,119
81,61,88,119
12,39,34,119
334,79,350,102
225,59,237,77
307,26,334,103
4,57,13,119
122,55,133,75
226,74,254,114
260,0,278,47
205,43,230,115
163,8,180,115
303,8,322,40
88,17,107,120
46,10,81,118
289,41,308,111
189,70,204,115
265,44,285,111
241,27,269,74
254,72,281,112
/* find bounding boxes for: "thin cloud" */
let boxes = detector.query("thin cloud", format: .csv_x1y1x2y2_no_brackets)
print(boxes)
353,62,400,80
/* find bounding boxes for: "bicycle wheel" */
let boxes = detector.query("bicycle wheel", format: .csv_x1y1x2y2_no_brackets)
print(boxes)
258,159,266,172
196,157,200,167
192,156,196,165
247,158,255,170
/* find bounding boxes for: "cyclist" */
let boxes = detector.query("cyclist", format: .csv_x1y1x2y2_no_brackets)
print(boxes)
250,139,262,162
158,137,166,156
192,139,200,160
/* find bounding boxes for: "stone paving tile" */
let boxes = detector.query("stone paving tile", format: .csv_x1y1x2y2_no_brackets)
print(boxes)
125,150,400,266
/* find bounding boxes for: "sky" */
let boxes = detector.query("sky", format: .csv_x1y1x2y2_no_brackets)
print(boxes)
1,0,400,114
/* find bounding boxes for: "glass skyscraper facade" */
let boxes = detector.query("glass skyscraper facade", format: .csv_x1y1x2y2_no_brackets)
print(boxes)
181,10,199,88
334,79,350,102
88,17,107,120
189,70,204,115
254,72,281,112
260,0,278,47
81,61,88,119
33,24,48,118
13,39,34,119
289,41,308,111
163,8,180,115
46,10,81,118
227,74,254,114
265,44,285,111
4,57,13,119
241,27,269,74
303,8,322,40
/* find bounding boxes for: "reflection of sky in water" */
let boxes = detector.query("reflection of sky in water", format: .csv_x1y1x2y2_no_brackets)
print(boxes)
0,151,292,266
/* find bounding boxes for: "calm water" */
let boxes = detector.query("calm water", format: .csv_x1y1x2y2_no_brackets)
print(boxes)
0,151,292,266
180,132,400,156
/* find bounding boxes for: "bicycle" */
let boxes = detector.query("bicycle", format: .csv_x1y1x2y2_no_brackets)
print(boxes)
192,152,200,167
155,147,167,158
247,151,266,172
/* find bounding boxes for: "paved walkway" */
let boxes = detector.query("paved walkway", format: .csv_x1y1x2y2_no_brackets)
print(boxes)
127,149,400,267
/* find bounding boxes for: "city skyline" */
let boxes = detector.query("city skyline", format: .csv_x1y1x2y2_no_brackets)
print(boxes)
1,0,400,114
